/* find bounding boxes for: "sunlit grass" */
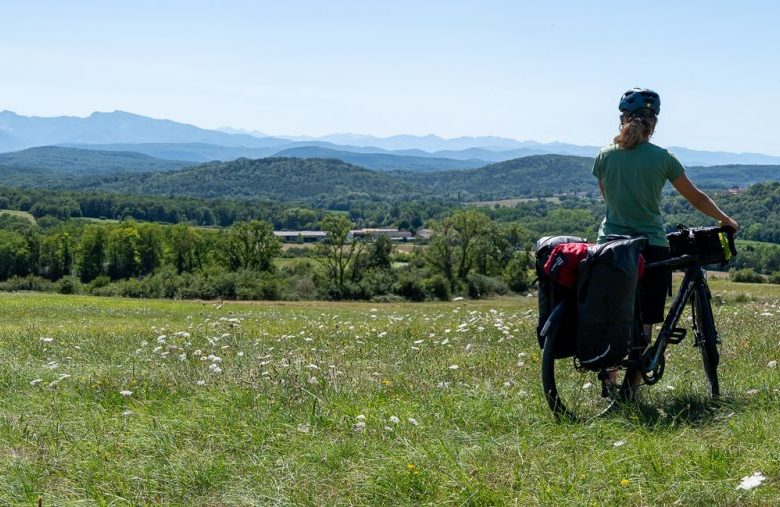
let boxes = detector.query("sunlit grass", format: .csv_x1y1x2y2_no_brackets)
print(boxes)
0,282,778,504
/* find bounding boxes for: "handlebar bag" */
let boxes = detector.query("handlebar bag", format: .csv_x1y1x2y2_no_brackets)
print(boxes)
667,226,735,266
576,236,647,370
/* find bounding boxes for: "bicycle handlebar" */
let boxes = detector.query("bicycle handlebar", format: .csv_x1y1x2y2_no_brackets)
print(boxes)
644,225,738,271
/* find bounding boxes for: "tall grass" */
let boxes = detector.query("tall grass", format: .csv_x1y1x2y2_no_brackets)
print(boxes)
0,281,777,504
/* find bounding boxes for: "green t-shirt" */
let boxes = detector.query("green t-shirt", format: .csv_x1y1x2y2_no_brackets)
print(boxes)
592,142,685,247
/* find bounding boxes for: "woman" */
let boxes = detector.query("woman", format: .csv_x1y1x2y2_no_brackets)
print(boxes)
592,88,739,352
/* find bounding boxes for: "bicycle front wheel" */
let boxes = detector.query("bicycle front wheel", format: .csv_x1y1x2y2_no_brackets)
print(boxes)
541,301,629,421
692,283,720,398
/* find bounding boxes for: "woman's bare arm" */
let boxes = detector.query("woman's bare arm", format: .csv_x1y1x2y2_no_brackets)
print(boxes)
671,173,739,231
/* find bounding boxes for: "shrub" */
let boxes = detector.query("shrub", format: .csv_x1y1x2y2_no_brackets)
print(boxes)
56,275,81,295
423,274,451,301
503,254,531,292
770,271,780,285
467,274,510,299
89,275,112,290
730,268,764,283
395,276,427,302
0,275,53,292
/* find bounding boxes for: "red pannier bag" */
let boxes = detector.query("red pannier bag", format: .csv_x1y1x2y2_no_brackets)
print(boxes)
544,242,645,288
543,242,591,288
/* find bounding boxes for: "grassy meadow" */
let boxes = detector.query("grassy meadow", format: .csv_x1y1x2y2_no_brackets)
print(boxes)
0,279,778,505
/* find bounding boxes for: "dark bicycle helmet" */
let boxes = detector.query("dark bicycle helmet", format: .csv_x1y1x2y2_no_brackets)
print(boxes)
619,88,660,115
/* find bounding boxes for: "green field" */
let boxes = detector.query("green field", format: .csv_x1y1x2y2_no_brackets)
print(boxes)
0,280,778,504
467,197,561,208
0,209,36,223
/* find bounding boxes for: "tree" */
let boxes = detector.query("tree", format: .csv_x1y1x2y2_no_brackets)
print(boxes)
39,231,75,280
316,214,364,298
425,219,456,284
217,220,281,272
138,223,164,275
76,225,106,282
0,230,33,279
425,210,495,284
166,223,202,274
106,222,141,280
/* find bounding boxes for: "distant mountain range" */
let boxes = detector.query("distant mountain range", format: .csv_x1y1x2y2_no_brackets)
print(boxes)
3,110,780,168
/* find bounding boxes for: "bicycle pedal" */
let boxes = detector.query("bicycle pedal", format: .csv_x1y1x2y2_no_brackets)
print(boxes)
667,327,687,344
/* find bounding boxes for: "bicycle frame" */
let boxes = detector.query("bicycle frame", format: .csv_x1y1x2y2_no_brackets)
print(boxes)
633,254,708,382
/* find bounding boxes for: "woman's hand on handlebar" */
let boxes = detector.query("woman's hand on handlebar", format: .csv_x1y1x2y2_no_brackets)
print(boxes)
719,216,739,234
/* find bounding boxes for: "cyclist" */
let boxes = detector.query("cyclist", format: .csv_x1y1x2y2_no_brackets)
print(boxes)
592,88,739,377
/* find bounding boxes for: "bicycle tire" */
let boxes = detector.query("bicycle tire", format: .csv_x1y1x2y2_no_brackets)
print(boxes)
692,283,720,398
541,301,630,421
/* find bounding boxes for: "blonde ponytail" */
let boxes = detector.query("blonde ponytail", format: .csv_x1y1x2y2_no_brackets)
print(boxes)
613,110,657,149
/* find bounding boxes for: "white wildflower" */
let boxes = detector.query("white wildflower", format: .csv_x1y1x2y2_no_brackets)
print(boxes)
297,423,310,433
40,337,54,343
122,410,133,417
152,346,162,354
767,360,777,369
407,417,419,426
378,331,387,338
389,415,400,424
119,390,133,397
308,376,319,385
352,421,366,433
736,472,766,490
746,388,759,395
209,364,223,374
30,378,43,386
582,382,593,390
613,440,626,448
196,380,206,386
448,364,459,370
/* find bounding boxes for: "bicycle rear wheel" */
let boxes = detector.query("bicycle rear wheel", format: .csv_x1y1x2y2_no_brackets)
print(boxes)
692,283,720,398
541,301,631,421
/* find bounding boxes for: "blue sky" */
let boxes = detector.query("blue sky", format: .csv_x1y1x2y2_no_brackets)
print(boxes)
1,1,778,154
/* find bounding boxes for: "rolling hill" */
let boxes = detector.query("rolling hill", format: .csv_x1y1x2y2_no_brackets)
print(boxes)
273,146,484,172
52,157,421,202
0,146,190,173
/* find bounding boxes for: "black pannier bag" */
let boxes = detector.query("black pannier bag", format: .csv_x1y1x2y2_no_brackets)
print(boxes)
535,235,586,357
576,236,647,370
667,225,736,266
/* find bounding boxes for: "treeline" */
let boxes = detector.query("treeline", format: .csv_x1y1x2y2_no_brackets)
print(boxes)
0,210,534,301
0,186,456,230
